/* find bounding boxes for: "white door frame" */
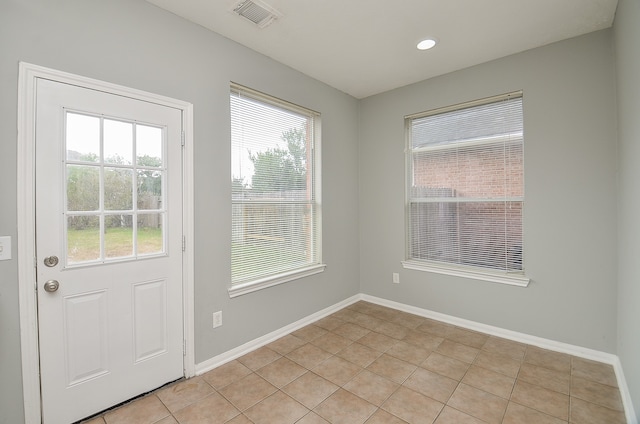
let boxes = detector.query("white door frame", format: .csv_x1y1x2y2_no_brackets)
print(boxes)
16,62,195,424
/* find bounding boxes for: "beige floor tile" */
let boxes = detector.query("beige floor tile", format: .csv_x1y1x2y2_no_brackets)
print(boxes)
482,336,527,361
292,324,328,342
370,306,402,322
244,391,308,424
391,311,427,329
332,322,371,341
267,334,306,355
402,330,444,350
331,308,363,322
155,416,178,424
461,364,515,399
436,340,479,363
171,392,240,424
571,357,618,387
473,350,521,378
382,386,444,424
310,332,353,354
347,301,379,315
201,360,252,390
364,409,409,423
524,346,571,374
225,414,253,424
447,383,508,424
88,305,629,424
386,340,432,365
297,411,330,424
518,362,570,394
511,380,569,420
434,406,487,424
403,367,458,403
367,354,417,384
416,319,455,338
314,389,377,424
375,321,410,340
357,331,398,352
446,327,489,349
81,417,106,424
256,356,307,388
104,394,171,424
282,372,339,409
236,346,281,371
286,343,333,369
344,369,400,406
156,378,215,413
335,342,382,368
571,376,624,411
502,402,567,424
421,351,470,381
313,316,345,331
312,355,363,386
569,396,626,424
350,311,386,330
218,373,277,411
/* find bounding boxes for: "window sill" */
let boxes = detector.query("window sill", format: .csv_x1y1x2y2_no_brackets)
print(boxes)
401,260,530,287
228,264,327,298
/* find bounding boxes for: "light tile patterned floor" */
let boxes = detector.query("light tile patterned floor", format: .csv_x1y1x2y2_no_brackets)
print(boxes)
81,301,626,424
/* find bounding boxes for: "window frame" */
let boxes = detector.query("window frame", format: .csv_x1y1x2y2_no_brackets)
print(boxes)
402,91,529,287
229,83,324,297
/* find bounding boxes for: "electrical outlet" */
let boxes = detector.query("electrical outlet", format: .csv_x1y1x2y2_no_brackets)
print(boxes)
213,311,223,328
392,272,400,284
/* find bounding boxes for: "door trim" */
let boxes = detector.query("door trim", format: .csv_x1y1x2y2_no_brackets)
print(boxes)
17,62,195,424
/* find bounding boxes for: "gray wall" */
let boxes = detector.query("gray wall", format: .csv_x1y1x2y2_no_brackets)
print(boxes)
0,1,360,422
615,0,640,418
359,30,619,353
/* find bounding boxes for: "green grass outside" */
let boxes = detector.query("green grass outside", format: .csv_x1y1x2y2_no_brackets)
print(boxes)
67,227,163,262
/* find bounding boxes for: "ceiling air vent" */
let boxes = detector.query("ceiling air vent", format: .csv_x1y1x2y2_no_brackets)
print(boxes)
232,0,282,28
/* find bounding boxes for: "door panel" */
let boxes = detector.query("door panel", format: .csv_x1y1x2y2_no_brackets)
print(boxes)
35,78,184,424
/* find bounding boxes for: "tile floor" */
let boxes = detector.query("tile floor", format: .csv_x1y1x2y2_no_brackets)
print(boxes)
81,301,626,424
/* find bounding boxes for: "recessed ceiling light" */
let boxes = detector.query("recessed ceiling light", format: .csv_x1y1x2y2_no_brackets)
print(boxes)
417,38,437,50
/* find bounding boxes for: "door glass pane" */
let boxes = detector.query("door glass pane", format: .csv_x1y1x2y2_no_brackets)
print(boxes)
105,215,133,259
138,214,163,255
67,165,100,211
104,119,133,165
104,168,133,210
66,113,100,162
137,125,163,167
67,215,100,264
138,170,162,210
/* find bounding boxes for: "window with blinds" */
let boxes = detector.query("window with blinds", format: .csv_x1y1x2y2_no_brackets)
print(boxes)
230,84,323,295
405,92,524,278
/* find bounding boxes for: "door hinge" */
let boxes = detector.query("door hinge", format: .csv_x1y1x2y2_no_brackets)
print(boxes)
183,340,187,356
181,131,185,147
182,236,186,252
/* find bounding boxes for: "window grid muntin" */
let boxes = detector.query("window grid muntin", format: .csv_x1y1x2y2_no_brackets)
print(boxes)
63,110,167,267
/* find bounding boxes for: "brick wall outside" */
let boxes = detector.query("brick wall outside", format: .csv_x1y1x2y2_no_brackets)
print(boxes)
410,143,523,271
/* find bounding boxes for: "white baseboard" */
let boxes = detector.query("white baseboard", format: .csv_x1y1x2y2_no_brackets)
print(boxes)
195,294,361,375
195,293,637,424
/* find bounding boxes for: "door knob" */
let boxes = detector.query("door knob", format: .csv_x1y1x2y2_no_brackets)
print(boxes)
43,280,60,293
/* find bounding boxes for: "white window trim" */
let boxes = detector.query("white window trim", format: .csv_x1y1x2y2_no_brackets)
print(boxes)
402,260,530,287
229,83,324,297
405,91,527,286
228,263,327,298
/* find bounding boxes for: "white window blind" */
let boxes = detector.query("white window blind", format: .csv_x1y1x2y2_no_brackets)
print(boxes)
230,84,322,292
406,91,524,275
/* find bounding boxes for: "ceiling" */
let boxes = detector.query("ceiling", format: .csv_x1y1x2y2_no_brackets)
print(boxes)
146,0,619,99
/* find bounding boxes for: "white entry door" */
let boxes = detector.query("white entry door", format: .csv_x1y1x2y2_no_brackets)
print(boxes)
35,78,184,424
